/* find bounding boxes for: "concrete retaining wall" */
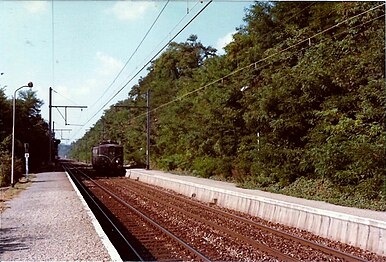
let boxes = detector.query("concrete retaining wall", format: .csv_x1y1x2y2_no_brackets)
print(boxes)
126,169,386,256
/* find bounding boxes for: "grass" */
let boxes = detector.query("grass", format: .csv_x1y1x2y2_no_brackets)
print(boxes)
0,175,35,213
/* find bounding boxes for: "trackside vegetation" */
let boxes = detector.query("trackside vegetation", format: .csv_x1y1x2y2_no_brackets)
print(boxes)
69,2,385,211
0,89,50,187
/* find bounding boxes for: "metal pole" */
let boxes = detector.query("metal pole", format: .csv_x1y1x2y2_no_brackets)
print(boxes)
146,89,151,170
49,87,52,164
65,106,67,125
25,155,29,180
11,92,17,187
11,83,33,187
52,121,55,162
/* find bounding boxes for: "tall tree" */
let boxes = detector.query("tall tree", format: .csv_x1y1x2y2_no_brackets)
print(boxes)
70,2,385,209
0,89,50,186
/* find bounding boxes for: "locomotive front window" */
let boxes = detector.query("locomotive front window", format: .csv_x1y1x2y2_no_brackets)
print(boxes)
108,146,116,156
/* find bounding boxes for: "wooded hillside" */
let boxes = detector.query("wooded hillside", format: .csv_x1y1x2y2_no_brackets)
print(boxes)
70,2,385,210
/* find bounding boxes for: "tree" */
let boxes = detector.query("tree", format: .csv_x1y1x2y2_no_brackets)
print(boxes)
70,3,385,209
237,2,385,200
0,89,50,186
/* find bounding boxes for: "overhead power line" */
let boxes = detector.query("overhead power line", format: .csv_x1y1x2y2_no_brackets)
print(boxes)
90,1,201,126
89,0,170,111
128,3,385,121
52,88,80,105
72,2,383,143
130,1,201,82
69,0,213,141
84,1,213,125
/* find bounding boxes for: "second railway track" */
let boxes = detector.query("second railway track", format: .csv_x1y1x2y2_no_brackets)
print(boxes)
63,162,383,261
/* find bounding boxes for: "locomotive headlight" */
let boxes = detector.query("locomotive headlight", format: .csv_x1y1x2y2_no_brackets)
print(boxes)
116,159,120,163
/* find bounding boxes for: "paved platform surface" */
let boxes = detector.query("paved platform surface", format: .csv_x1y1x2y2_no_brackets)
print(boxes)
0,172,120,261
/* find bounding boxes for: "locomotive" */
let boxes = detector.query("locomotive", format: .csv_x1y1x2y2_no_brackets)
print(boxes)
91,141,126,176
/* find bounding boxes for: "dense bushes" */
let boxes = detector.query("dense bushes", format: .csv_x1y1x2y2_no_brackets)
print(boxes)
0,89,50,187
71,2,385,210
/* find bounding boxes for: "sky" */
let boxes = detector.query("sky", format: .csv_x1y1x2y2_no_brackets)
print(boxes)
0,0,254,144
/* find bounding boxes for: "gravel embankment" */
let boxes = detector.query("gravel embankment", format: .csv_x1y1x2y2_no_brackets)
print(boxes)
0,172,117,261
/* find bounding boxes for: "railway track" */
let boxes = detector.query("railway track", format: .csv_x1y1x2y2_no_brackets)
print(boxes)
62,163,143,260
63,163,209,261
119,178,374,260
63,162,380,261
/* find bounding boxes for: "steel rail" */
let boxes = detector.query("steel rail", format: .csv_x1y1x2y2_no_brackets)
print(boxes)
71,165,211,262
127,178,368,262
62,163,144,261
111,180,297,261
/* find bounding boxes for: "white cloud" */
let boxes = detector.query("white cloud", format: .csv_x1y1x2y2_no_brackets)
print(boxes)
216,31,236,54
108,2,155,21
96,52,123,77
24,1,49,14
54,52,122,105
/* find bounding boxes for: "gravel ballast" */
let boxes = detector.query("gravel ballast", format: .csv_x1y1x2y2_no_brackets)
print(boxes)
0,172,119,261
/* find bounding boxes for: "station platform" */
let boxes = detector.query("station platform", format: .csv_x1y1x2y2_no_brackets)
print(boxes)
0,172,120,261
126,168,386,256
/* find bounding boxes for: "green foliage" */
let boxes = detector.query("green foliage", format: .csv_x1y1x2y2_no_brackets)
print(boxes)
4,158,23,186
0,151,11,187
239,176,385,211
0,136,23,187
191,156,232,179
0,89,49,186
70,3,385,211
157,154,188,171
306,113,384,185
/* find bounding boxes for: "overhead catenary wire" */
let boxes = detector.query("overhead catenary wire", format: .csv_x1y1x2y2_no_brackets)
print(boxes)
69,0,214,142
129,1,201,82
127,2,385,121
52,88,80,106
93,0,330,123
89,0,171,111
89,1,201,125
70,2,383,143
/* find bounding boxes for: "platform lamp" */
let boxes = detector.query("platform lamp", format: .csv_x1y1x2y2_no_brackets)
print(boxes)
11,82,33,187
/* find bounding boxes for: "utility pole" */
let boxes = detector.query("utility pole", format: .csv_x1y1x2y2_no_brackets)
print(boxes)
146,89,151,170
48,87,87,164
11,82,33,187
49,87,52,164
115,89,151,169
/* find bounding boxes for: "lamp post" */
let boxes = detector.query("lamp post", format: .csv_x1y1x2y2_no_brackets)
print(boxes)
11,82,33,187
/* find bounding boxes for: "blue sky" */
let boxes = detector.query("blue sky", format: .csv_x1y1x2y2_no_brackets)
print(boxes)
0,1,254,144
